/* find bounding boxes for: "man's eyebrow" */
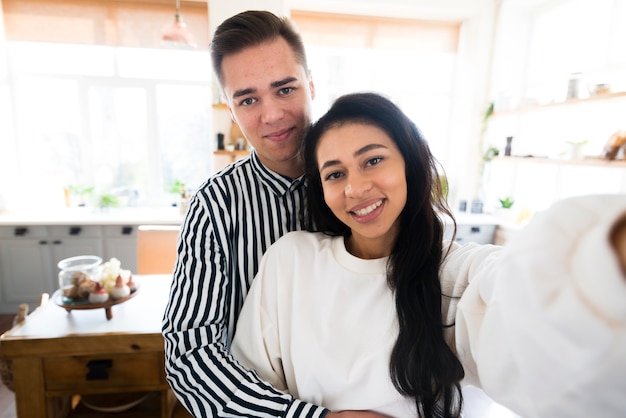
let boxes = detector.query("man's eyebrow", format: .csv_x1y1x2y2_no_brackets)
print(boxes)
231,77,298,100
232,87,255,99
270,77,297,89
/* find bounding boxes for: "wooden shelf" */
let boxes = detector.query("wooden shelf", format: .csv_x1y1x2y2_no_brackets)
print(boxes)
213,150,250,157
493,91,626,116
491,156,626,168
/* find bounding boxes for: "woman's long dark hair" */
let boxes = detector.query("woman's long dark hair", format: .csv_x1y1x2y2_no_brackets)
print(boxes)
303,92,464,417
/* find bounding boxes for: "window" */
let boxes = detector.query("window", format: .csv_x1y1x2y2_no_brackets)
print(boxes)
292,11,460,161
2,41,213,209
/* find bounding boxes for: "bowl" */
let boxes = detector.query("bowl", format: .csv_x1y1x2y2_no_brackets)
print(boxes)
57,255,102,303
587,83,611,96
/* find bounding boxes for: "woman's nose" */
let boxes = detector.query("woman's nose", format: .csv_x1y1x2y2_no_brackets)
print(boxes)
344,175,372,198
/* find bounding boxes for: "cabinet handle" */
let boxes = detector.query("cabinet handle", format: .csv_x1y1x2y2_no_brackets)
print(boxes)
470,226,481,233
121,226,133,235
86,359,112,380
69,226,82,236
52,240,62,245
39,240,48,245
14,227,28,236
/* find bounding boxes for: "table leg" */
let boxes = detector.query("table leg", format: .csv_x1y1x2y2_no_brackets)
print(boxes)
12,358,46,417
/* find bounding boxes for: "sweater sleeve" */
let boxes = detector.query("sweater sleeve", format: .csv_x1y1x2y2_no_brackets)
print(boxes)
453,194,626,417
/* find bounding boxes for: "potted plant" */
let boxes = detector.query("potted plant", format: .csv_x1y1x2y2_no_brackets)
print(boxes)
495,196,516,223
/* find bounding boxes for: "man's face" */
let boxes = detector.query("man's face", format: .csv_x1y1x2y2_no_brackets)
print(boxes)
221,37,316,178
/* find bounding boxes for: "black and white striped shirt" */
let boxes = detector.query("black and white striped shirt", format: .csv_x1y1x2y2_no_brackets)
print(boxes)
162,151,328,417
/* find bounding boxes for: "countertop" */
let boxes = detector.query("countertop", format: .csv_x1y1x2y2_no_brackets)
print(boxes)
0,207,185,226
0,207,500,227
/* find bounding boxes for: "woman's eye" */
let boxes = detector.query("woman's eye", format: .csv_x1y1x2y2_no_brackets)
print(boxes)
366,157,383,167
324,171,343,181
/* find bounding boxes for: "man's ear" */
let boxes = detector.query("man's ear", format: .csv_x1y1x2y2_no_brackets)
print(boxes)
308,70,316,100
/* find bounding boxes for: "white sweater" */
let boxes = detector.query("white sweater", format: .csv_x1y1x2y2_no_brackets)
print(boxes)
231,194,626,417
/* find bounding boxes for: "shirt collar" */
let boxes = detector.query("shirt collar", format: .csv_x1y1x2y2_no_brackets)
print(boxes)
249,150,305,196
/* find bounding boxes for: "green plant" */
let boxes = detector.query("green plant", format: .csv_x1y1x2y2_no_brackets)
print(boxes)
68,184,94,196
482,146,500,162
98,193,119,208
166,180,186,195
498,196,515,209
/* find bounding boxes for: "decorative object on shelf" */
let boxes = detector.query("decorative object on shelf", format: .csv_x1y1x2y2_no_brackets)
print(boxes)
565,140,587,160
493,196,517,223
498,196,515,209
600,130,626,160
470,199,483,214
587,82,611,97
217,132,225,150
504,136,513,156
161,0,197,49
566,72,582,100
229,121,246,150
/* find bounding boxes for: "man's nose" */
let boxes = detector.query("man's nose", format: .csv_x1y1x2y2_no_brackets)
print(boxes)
260,97,285,124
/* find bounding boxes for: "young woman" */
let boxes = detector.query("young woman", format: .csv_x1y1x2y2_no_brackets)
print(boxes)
231,92,626,418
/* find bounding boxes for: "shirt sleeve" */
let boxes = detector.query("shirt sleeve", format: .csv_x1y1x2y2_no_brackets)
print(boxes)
451,194,626,417
231,244,289,393
161,187,328,418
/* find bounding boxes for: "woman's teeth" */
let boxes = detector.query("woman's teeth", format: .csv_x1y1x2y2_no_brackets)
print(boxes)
353,200,382,216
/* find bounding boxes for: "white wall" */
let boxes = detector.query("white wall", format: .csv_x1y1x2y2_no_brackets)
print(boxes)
207,0,499,206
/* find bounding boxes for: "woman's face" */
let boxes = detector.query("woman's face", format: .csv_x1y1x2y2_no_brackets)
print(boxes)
316,122,407,259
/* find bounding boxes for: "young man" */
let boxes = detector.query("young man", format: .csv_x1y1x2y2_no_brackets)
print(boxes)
162,10,387,418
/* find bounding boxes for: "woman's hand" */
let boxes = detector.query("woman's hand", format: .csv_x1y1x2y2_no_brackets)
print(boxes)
610,213,626,277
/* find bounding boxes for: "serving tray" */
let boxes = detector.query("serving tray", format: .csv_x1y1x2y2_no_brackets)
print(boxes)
53,285,139,320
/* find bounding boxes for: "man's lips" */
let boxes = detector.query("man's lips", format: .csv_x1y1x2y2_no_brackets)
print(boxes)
264,127,295,142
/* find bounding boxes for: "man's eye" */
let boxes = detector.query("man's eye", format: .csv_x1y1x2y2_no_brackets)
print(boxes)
239,97,256,106
278,87,294,95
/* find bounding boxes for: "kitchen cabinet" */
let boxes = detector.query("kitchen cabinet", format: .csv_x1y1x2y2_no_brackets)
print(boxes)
0,225,103,313
102,225,138,274
0,224,138,314
0,226,53,315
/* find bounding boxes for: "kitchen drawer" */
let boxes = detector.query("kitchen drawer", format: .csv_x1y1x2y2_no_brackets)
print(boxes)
43,352,163,391
48,225,102,239
103,225,138,238
0,225,48,238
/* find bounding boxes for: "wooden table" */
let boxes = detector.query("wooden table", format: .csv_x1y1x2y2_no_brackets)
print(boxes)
0,275,176,418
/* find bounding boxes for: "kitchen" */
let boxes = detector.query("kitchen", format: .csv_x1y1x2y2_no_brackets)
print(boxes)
2,0,625,307
0,0,625,416
0,0,626,313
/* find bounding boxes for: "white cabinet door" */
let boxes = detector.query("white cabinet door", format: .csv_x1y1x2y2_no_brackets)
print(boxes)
102,225,138,273
0,226,53,313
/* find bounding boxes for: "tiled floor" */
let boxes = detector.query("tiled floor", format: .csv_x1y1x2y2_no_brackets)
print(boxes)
0,383,16,418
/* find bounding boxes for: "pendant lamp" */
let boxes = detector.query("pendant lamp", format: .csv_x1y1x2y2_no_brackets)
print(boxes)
162,0,197,49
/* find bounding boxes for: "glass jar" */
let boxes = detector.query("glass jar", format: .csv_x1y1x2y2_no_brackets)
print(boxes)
58,255,102,303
